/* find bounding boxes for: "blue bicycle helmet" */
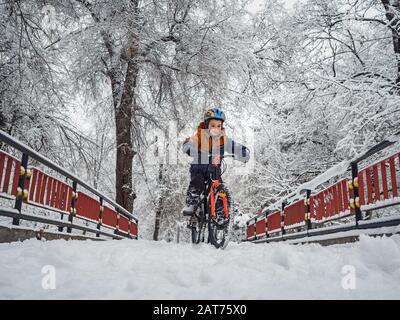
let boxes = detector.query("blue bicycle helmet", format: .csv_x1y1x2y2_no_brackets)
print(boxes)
204,108,226,123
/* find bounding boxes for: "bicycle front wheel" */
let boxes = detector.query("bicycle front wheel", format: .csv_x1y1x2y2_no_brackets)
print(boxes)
208,220,229,249
207,192,231,249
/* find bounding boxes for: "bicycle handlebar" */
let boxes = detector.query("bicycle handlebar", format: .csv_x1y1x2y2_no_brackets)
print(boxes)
208,154,235,170
208,154,235,158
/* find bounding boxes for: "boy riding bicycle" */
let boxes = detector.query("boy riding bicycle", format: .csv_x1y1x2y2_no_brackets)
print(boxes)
181,107,250,219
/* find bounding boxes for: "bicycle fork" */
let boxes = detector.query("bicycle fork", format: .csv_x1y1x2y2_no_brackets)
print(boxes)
209,180,229,220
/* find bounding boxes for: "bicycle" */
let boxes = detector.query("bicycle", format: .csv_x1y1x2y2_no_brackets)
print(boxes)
187,154,234,249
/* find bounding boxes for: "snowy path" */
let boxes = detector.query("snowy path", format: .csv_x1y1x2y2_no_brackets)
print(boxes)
0,235,399,299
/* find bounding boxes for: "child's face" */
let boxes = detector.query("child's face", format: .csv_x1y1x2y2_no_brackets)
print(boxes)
208,119,223,136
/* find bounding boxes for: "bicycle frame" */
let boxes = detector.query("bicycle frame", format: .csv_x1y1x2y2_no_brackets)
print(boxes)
209,156,229,220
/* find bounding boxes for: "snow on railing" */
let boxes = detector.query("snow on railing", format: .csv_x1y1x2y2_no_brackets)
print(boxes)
246,131,400,243
0,130,138,240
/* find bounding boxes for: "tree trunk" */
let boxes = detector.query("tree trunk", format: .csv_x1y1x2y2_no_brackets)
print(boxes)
78,0,140,213
153,163,164,241
115,58,138,213
381,0,400,90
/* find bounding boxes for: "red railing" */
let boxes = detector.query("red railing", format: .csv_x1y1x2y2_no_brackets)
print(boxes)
76,191,101,222
0,151,21,197
357,152,400,209
246,147,400,242
310,178,351,223
28,168,73,212
255,218,266,238
246,222,255,240
284,199,306,229
0,129,139,241
118,214,130,234
267,211,281,234
102,206,118,228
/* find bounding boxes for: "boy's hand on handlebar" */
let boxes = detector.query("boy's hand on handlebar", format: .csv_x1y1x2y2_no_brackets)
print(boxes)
213,154,221,166
208,154,235,165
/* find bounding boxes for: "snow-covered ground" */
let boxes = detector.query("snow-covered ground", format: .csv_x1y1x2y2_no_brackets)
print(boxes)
0,235,399,299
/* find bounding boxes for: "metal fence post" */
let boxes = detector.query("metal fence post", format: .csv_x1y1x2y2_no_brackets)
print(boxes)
350,162,363,224
13,153,30,225
67,181,77,233
58,177,69,232
115,209,120,238
281,202,286,236
97,197,103,238
128,219,133,240
265,214,268,239
305,189,312,231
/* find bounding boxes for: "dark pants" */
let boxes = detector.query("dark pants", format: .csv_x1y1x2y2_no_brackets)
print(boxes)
185,164,230,211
